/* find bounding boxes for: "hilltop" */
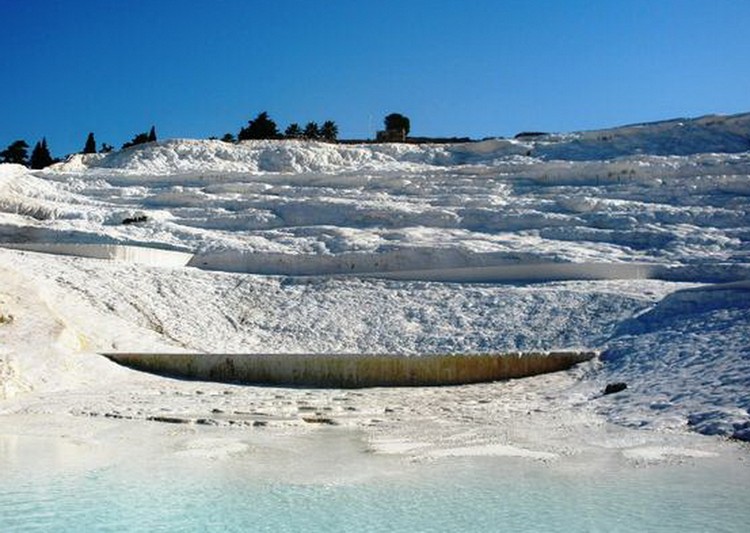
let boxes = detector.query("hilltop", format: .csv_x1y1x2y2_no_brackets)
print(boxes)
48,112,750,175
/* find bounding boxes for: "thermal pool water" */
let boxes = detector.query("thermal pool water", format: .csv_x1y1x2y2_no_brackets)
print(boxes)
1,423,748,532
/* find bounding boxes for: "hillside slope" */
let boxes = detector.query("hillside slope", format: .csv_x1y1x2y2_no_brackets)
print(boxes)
1,112,749,441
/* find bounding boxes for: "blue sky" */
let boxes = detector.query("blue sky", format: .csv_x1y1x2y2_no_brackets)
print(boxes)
1,0,749,156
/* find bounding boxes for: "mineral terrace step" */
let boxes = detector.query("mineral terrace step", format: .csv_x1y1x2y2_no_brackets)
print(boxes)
103,351,597,388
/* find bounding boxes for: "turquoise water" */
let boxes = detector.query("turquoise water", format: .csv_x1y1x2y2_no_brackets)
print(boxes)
2,433,749,532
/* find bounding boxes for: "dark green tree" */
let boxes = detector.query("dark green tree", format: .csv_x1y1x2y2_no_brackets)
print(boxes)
238,112,280,140
221,133,236,143
1,140,29,165
303,121,320,140
83,132,97,154
100,143,114,153
320,120,339,142
30,138,54,169
122,131,151,149
384,113,410,136
284,123,303,139
148,126,157,142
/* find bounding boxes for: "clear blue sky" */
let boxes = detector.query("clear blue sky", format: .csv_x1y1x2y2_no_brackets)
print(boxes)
2,0,749,156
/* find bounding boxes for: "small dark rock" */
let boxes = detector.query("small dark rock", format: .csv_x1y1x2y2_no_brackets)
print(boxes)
302,416,337,425
732,422,750,442
148,415,190,424
122,215,148,225
604,382,628,395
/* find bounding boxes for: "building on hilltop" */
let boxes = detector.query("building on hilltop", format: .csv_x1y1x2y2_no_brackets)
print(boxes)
376,128,407,142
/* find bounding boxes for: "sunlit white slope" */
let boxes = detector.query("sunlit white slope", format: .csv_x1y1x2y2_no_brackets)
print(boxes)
0,112,748,441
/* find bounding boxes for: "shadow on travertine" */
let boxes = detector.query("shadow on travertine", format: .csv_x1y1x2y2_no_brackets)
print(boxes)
103,351,596,388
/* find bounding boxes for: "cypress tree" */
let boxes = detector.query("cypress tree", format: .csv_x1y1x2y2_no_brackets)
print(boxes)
148,126,157,142
83,132,97,154
30,138,54,169
30,141,43,168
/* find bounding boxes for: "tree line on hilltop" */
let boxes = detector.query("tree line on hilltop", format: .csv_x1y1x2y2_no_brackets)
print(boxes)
0,128,157,169
230,112,340,143
1,112,412,169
